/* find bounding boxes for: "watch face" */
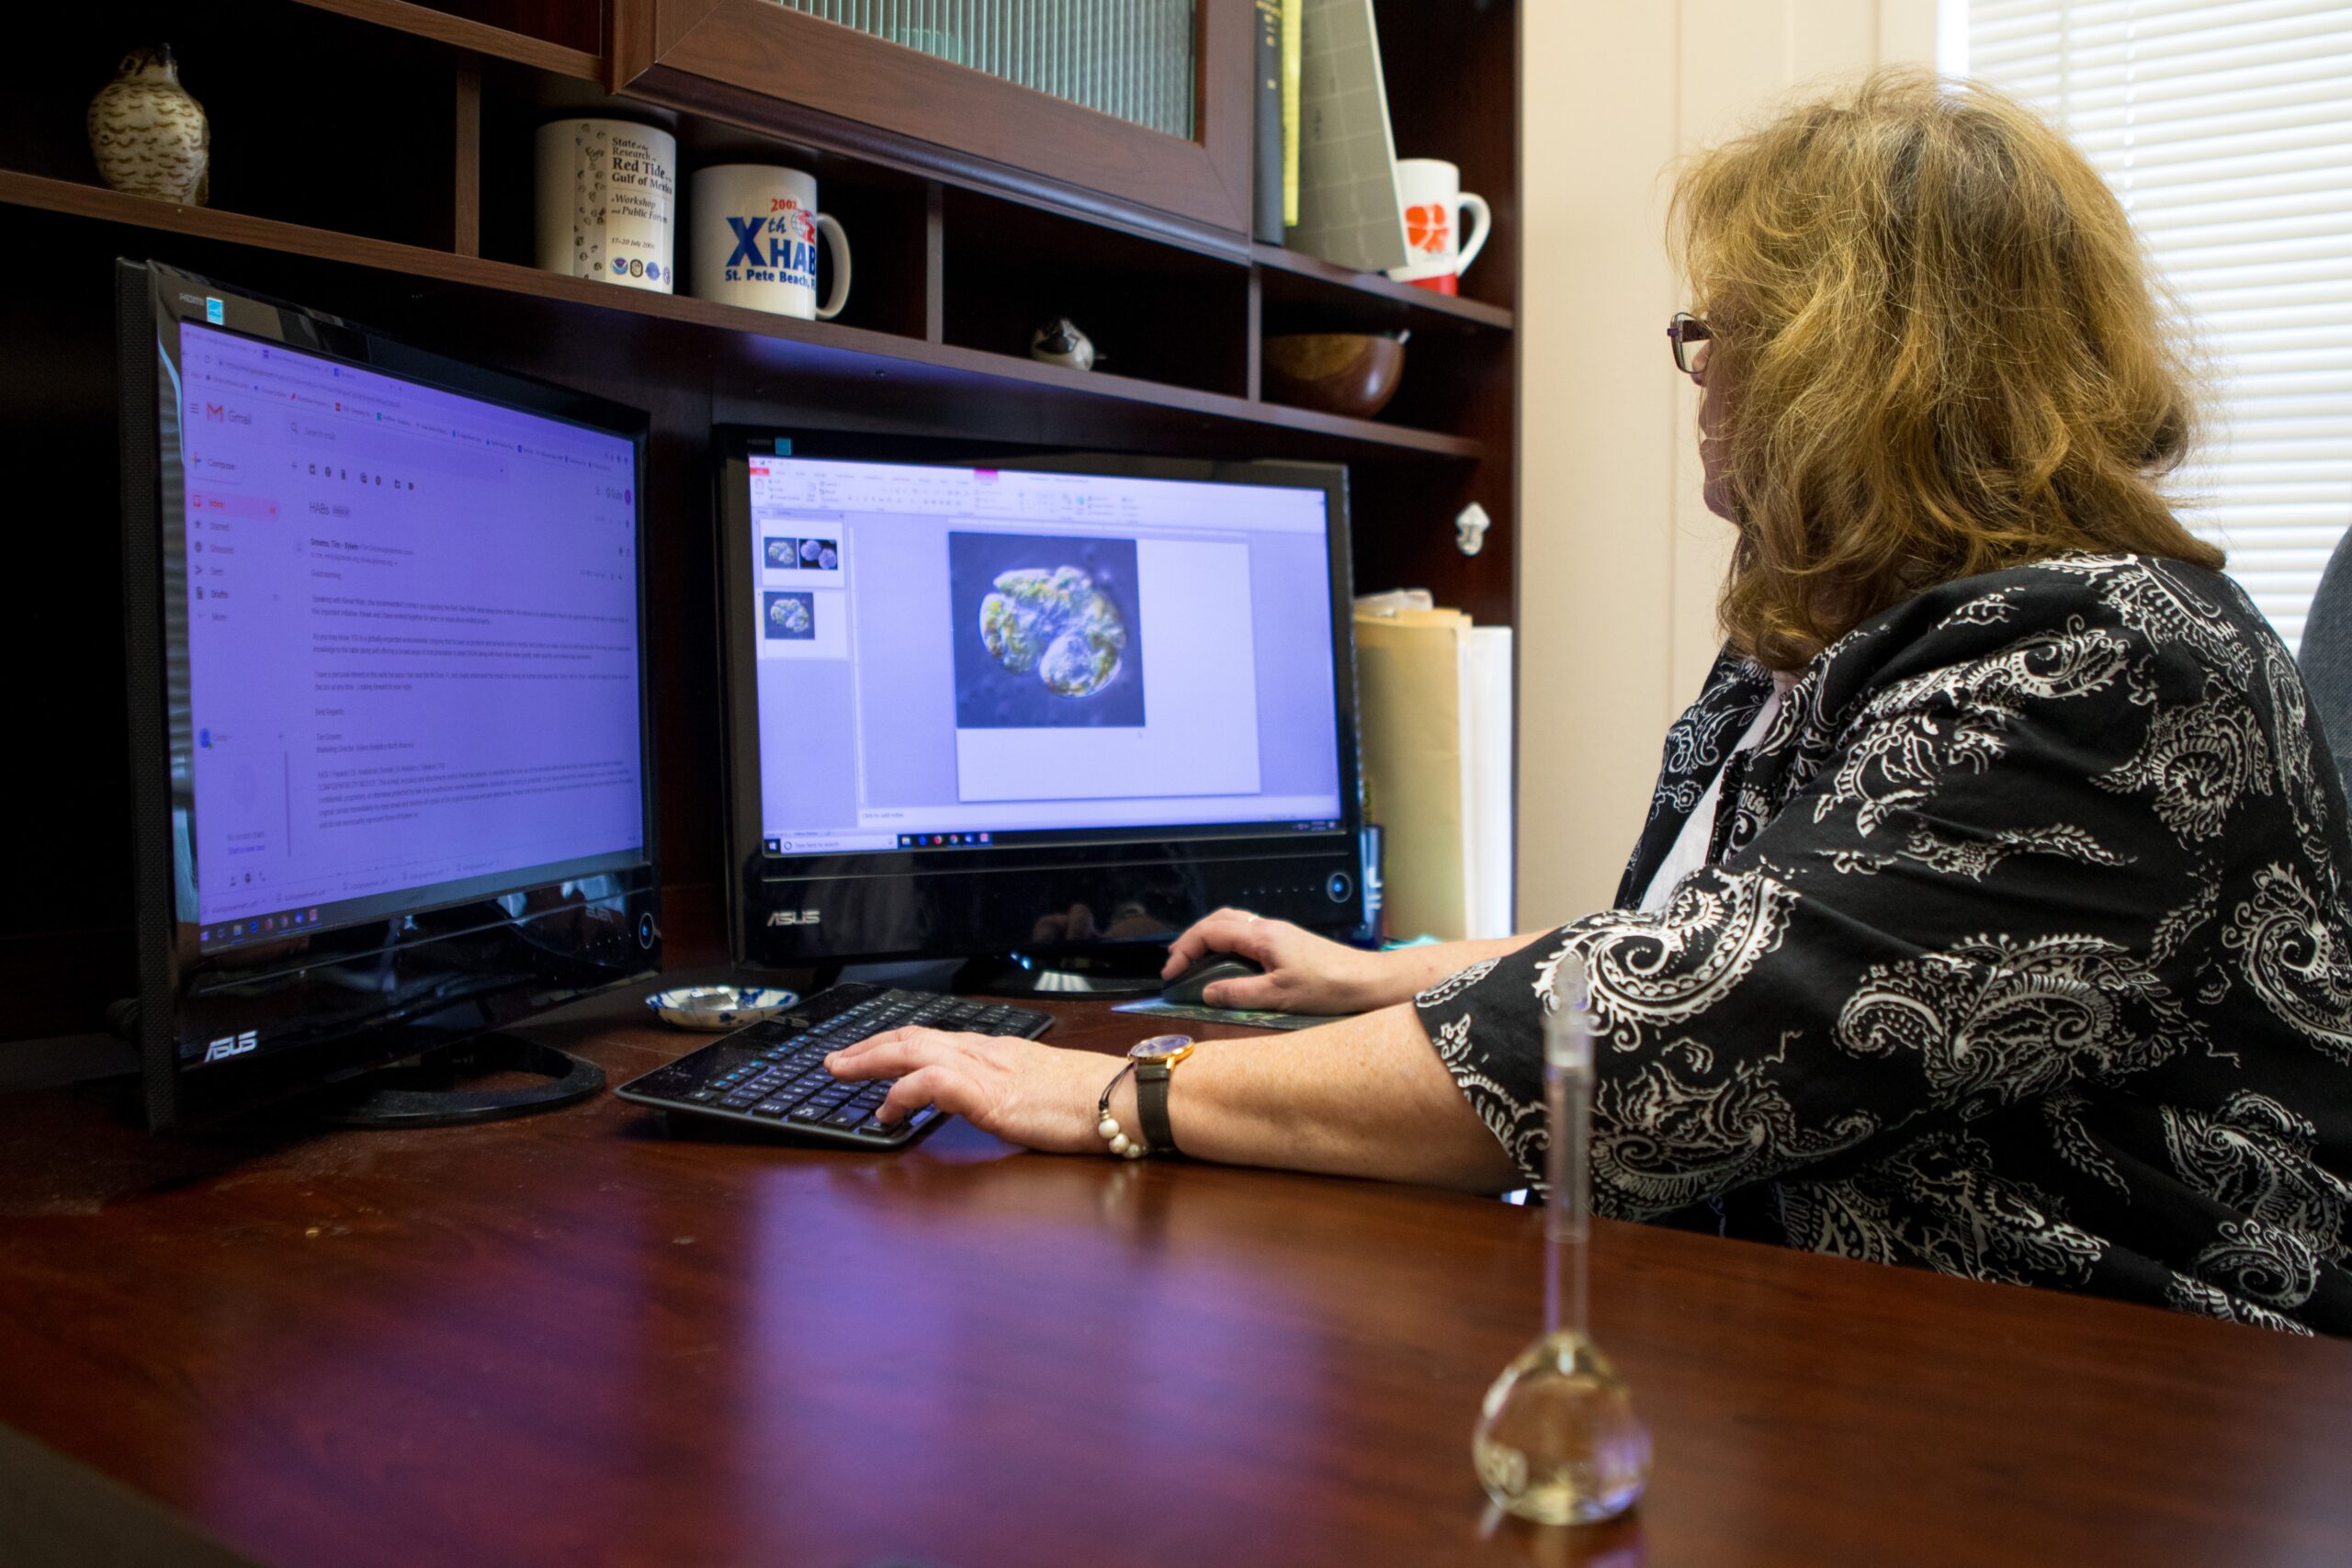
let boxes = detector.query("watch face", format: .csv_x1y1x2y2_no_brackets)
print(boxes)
1128,1033,1194,1062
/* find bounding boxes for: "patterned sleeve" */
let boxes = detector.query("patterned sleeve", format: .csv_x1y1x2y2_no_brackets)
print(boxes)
1416,585,2221,1211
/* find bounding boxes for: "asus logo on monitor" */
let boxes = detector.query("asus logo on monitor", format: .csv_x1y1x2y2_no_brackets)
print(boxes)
203,1030,260,1063
765,909,820,928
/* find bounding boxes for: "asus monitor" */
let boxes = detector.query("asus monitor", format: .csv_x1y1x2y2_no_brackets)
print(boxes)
118,260,661,1127
714,432,1364,989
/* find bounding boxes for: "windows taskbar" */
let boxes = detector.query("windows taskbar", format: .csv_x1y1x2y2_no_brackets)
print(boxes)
763,818,1348,855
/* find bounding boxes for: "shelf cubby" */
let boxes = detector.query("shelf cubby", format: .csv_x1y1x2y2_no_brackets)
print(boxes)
8,1,468,253
941,187,1252,401
474,66,939,343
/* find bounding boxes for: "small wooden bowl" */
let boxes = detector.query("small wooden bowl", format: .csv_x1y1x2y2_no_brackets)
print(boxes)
1262,333,1407,419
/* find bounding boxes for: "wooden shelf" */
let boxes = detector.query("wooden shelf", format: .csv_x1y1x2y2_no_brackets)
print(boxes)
1252,243,1513,333
282,0,604,81
2,171,1479,463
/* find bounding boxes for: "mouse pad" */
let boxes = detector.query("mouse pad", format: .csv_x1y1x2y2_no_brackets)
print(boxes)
1110,998,1339,1032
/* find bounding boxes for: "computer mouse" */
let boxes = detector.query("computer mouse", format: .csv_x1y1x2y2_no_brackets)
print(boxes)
1160,953,1267,1008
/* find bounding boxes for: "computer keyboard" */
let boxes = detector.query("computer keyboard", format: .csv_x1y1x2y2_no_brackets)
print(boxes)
615,982,1054,1148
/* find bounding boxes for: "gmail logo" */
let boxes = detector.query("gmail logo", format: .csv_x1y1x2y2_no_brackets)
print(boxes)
204,402,225,422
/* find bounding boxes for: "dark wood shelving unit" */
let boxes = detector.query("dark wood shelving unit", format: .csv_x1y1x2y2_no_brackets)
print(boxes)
4,0,1520,1008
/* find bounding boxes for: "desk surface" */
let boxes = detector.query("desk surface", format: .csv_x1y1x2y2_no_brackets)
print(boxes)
4,989,2351,1567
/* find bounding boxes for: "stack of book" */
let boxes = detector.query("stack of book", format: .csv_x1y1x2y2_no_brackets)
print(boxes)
1354,592,1514,942
1257,0,1410,271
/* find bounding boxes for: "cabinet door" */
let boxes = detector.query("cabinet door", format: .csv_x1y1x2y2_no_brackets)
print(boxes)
613,0,1252,238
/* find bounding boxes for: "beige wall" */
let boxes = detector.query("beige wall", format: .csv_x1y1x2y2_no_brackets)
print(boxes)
1515,0,1938,924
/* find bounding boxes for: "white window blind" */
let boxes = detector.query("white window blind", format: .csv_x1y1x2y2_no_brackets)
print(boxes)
1956,0,2352,651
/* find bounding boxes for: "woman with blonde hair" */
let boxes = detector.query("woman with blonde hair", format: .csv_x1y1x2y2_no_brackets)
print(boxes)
833,71,2352,1334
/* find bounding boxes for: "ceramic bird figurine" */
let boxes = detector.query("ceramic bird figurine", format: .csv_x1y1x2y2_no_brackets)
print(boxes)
1030,318,1098,372
88,45,210,207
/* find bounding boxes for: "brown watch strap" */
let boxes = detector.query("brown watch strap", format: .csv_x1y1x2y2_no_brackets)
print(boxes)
1136,1061,1180,1156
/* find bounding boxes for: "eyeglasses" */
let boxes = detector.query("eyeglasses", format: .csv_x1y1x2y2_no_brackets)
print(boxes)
1668,312,1712,378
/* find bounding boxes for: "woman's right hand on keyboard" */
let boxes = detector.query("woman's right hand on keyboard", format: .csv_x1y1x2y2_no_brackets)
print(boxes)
825,1028,1108,1154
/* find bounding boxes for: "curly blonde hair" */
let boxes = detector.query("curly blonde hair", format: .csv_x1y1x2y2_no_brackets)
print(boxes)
1671,69,2222,670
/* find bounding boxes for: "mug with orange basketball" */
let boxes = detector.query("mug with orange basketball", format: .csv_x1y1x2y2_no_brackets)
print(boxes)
1387,158,1491,296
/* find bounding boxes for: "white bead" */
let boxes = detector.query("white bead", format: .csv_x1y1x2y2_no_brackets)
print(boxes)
1109,1133,1130,1155
1122,1143,1146,1159
1097,1117,1120,1140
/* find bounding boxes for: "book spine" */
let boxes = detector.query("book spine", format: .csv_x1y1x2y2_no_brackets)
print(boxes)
1281,0,1302,227
1253,0,1284,244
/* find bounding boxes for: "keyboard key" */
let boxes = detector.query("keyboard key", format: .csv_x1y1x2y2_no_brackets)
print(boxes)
823,1104,867,1128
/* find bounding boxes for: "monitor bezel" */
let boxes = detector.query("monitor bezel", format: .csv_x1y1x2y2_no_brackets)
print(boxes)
713,426,1367,969
119,259,662,1127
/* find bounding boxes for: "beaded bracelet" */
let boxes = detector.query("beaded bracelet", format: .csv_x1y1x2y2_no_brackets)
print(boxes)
1096,1061,1148,1159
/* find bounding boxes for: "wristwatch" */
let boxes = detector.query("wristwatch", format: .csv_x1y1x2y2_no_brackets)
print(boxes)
1127,1033,1196,1156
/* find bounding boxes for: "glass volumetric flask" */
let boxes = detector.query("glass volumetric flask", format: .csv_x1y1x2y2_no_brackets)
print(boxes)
1472,953,1652,1525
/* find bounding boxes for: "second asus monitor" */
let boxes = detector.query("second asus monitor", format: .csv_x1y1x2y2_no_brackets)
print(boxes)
713,431,1366,991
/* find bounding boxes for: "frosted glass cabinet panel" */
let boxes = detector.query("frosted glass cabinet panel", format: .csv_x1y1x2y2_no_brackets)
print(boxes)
766,0,1199,140
610,0,1250,233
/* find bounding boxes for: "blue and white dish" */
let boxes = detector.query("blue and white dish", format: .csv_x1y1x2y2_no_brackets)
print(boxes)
643,985,797,1031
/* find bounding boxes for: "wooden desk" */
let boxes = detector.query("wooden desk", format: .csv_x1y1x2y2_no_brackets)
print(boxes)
4,991,2351,1566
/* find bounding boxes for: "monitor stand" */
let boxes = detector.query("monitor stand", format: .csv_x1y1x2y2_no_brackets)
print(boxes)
956,948,1168,999
831,948,1168,1000
321,1033,605,1129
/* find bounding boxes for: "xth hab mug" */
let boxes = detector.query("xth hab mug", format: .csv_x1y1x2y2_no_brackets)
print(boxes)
690,164,853,321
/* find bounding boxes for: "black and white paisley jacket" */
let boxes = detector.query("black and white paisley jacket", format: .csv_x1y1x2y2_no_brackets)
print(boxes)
1415,554,2352,1334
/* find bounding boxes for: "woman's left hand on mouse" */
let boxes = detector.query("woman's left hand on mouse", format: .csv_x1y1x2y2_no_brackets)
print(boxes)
1159,908,1402,1015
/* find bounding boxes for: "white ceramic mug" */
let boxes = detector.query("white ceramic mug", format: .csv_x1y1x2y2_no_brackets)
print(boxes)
535,118,677,294
690,165,853,321
1386,158,1491,296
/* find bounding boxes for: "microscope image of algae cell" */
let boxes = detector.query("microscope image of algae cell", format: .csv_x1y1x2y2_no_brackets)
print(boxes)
767,593,813,637
978,567,1127,698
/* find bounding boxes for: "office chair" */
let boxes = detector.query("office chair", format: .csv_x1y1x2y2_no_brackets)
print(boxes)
2298,524,2352,794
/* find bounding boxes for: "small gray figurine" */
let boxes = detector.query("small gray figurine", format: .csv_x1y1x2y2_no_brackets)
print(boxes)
1030,318,1097,372
88,45,209,207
